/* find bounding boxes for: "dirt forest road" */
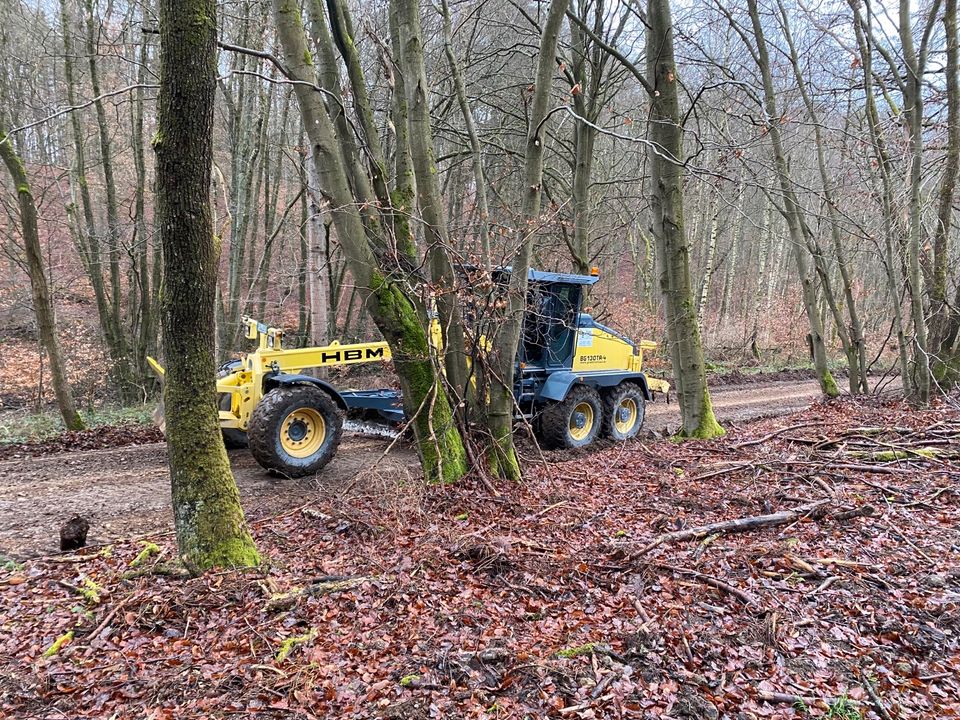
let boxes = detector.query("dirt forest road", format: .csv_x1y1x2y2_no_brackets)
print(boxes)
0,379,827,558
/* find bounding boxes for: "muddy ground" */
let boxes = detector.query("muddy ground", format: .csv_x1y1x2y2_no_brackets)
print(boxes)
0,379,843,558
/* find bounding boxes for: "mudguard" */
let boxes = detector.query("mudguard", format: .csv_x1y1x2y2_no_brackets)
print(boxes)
263,373,349,411
536,370,652,403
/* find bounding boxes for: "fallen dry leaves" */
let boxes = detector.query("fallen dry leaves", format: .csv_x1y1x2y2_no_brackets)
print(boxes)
1,397,958,718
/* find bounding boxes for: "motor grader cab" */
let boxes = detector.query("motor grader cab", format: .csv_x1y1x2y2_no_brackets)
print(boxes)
502,268,668,449
148,268,668,478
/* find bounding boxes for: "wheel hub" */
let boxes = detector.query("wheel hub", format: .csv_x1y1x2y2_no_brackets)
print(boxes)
287,419,308,442
281,408,326,458
568,401,595,441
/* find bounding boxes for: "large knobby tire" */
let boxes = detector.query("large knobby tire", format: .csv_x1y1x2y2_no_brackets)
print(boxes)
538,385,603,450
602,382,646,441
247,385,344,478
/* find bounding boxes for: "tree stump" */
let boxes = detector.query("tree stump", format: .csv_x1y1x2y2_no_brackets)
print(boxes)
59,516,89,551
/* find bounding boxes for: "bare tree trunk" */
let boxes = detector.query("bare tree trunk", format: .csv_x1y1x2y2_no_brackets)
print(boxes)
132,27,156,388
696,172,721,328
394,0,469,404
750,190,773,354
746,0,838,398
305,154,329,346
719,176,743,326
485,0,569,477
440,0,491,268
850,0,912,392
1,127,84,431
931,0,959,367
155,0,259,570
83,0,137,401
60,0,133,398
899,0,936,402
647,0,724,438
777,0,868,393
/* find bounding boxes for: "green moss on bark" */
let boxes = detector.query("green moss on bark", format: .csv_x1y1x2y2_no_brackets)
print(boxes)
820,368,840,398
369,273,466,484
485,419,521,481
679,387,725,440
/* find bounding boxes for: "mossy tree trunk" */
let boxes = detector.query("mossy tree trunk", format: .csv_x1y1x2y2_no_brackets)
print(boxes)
0,127,84,432
931,0,959,366
272,0,466,483
646,0,724,438
154,0,259,570
393,0,470,404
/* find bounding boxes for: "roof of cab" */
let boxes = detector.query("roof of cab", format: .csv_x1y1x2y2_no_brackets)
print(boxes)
493,267,600,286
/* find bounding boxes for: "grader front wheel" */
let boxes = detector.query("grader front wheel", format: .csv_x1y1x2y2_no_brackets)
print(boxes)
247,385,343,478
538,385,603,449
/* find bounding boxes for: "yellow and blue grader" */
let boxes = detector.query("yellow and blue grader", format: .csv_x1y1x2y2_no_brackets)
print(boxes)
150,268,668,477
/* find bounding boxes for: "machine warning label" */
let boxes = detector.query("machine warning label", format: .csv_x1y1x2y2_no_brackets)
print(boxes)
577,329,594,347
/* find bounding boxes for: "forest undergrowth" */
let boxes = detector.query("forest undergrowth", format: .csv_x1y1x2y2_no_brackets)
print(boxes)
1,398,957,718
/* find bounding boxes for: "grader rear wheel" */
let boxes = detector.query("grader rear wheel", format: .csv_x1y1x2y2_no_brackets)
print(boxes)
247,385,343,478
601,383,646,441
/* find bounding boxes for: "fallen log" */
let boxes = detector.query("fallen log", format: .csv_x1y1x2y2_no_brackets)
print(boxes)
632,499,831,557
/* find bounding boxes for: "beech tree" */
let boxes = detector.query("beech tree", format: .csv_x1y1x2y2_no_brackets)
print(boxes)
646,0,724,438
271,0,467,483
154,0,259,569
0,125,84,432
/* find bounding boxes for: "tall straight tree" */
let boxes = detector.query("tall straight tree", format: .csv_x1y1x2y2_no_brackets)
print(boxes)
154,0,259,569
646,0,724,438
485,0,569,477
1,126,84,432
743,0,839,399
272,0,467,483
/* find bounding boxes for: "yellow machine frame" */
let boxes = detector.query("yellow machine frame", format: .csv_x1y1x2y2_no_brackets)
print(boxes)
148,316,395,432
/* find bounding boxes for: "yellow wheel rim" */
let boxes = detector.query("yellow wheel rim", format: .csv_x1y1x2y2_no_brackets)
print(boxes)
614,397,639,434
280,407,326,458
568,401,595,442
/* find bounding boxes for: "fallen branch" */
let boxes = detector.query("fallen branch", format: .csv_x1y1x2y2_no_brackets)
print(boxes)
657,564,757,606
731,421,822,449
808,575,840,597
831,504,876,522
632,500,831,556
264,576,373,613
860,673,894,720
757,689,864,709
82,596,134,656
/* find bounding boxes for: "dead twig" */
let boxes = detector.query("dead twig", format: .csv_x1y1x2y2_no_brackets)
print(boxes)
860,673,894,720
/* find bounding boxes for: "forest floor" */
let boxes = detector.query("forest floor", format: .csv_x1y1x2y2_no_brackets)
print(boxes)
0,378,846,558
1,389,957,718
